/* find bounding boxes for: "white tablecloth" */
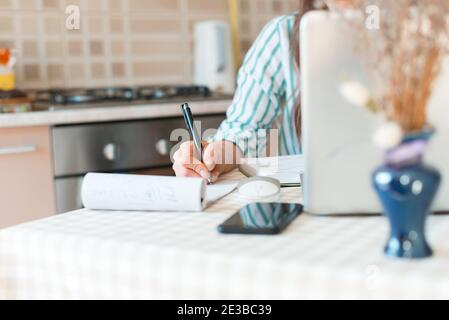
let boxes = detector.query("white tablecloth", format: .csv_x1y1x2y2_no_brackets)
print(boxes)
1,170,449,299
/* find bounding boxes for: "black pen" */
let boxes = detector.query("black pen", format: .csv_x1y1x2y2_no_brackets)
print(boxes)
181,103,211,183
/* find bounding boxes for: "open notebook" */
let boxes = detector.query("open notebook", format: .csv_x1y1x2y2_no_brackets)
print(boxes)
239,155,304,187
81,173,238,212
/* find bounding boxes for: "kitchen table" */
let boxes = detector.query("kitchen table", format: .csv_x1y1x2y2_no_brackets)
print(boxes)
1,170,449,299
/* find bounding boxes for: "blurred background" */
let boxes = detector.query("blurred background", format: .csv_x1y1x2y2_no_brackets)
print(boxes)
0,0,298,89
0,0,298,228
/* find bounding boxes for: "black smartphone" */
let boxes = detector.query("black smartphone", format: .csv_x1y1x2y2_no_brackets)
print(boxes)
217,203,303,235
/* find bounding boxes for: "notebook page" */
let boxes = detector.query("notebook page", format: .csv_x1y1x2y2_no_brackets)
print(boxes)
204,182,238,206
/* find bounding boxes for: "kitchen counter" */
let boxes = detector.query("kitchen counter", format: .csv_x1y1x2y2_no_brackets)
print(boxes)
0,99,232,128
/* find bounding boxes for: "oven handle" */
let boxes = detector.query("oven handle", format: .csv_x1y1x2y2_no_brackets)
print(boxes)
0,144,37,155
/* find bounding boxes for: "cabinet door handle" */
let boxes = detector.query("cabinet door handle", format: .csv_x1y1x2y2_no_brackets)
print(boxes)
103,143,119,161
0,144,37,155
155,139,171,156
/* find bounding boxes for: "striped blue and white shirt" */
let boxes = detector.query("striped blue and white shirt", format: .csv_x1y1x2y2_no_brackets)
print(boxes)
213,13,300,157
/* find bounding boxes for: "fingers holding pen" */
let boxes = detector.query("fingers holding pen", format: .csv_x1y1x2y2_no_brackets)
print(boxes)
172,164,202,178
202,143,217,172
173,140,241,183
174,141,211,181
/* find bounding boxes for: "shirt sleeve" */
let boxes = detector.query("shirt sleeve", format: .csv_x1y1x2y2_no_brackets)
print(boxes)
210,16,287,158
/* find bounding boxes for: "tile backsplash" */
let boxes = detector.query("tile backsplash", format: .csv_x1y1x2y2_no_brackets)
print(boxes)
0,0,298,89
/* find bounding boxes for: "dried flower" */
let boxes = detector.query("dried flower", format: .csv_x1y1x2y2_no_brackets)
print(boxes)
373,122,403,150
340,81,378,112
332,0,449,133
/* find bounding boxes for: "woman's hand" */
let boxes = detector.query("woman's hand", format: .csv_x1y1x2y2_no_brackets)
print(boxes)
172,140,242,183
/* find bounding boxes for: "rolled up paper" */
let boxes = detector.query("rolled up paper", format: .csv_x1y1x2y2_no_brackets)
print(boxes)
81,173,238,212
81,173,205,212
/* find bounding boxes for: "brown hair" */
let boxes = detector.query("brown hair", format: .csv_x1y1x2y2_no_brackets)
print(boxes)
292,0,326,139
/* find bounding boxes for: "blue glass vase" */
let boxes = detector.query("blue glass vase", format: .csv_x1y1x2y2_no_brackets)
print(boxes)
372,131,441,259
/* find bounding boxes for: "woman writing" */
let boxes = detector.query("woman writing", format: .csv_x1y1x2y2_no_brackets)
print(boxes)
173,0,351,182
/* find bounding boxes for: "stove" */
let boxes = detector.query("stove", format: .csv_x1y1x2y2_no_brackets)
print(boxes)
33,85,232,111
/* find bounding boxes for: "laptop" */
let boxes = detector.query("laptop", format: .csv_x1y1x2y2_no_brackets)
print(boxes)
300,11,449,215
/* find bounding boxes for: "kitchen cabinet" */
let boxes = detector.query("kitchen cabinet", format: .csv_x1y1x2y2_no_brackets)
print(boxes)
0,126,55,229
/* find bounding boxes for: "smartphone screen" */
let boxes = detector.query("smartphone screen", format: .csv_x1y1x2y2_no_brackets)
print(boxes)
217,203,303,235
